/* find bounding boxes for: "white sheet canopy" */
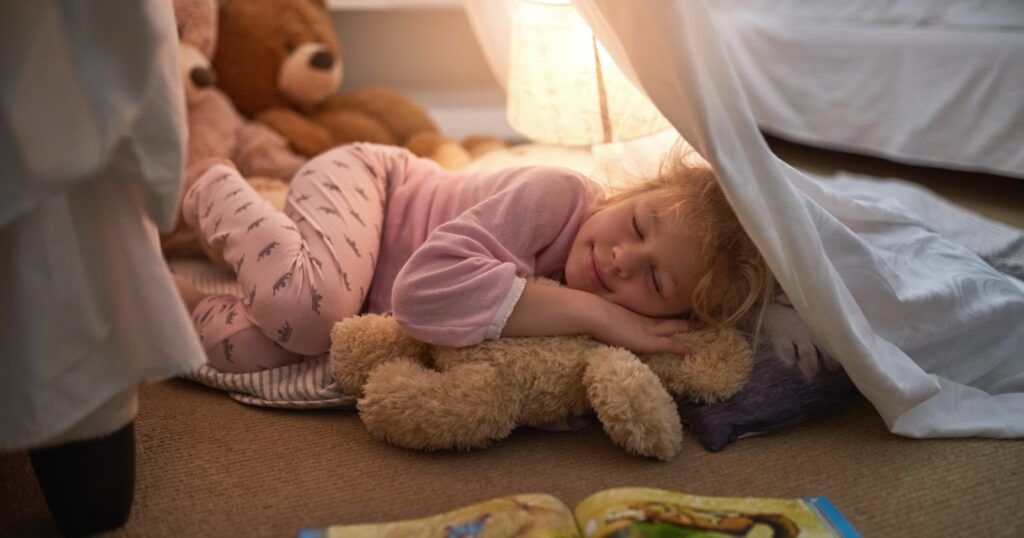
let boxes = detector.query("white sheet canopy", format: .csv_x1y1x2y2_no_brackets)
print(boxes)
465,0,1024,438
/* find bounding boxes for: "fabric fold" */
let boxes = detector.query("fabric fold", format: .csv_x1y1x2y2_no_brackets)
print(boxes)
570,0,1024,437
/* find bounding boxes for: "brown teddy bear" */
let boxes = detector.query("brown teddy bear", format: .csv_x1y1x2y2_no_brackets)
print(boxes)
163,0,303,260
213,0,504,170
330,310,753,461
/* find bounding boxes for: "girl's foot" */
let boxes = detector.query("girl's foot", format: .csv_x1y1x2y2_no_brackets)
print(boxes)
182,158,237,268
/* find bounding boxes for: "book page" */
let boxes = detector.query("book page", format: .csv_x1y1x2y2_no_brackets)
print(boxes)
304,494,581,538
574,487,851,538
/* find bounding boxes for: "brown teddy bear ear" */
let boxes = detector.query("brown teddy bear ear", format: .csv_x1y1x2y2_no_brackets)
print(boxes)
305,0,328,10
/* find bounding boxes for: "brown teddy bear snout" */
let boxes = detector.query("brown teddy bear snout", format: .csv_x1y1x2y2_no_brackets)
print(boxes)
310,50,334,70
278,42,343,106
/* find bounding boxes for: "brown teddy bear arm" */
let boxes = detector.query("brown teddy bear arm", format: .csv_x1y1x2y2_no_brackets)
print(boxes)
642,328,754,404
233,122,306,181
329,314,431,396
256,107,335,157
359,361,523,451
583,347,683,461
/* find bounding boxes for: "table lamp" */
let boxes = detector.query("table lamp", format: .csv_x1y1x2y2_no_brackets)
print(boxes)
505,0,671,148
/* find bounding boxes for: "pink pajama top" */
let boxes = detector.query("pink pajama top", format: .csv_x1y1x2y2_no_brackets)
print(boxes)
363,146,604,348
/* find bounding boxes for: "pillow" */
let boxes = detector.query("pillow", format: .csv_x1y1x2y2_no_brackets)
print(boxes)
677,344,858,452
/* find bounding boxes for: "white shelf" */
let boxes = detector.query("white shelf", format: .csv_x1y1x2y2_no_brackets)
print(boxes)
406,88,521,142
327,0,461,10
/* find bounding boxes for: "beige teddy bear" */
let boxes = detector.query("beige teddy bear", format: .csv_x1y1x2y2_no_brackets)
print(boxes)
330,311,752,461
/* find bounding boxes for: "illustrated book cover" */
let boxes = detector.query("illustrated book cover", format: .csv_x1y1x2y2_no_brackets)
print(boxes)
299,486,859,537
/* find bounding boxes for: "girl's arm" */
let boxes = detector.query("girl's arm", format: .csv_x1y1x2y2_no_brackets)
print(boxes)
392,170,594,347
502,281,694,356
392,164,693,355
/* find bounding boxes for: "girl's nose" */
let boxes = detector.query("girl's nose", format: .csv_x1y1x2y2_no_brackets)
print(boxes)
611,245,635,279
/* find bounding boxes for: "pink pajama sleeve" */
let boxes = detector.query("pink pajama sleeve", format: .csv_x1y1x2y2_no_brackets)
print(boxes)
391,170,595,347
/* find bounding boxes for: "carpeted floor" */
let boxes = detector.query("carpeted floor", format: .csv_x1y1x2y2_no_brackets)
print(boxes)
3,379,1024,537
2,138,1023,537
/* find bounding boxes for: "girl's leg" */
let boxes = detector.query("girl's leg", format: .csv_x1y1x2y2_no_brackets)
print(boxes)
280,146,389,317
182,147,387,359
191,294,305,373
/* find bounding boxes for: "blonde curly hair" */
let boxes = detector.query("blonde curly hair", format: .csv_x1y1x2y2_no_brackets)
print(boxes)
599,147,775,336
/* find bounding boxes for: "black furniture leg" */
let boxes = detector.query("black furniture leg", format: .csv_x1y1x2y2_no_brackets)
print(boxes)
28,421,136,537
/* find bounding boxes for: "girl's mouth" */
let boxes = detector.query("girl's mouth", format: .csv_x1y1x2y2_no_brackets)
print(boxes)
587,247,611,293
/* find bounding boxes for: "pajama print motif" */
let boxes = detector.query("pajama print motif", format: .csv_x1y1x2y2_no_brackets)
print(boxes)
183,146,389,373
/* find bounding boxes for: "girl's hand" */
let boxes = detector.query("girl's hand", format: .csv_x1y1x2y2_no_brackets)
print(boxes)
588,300,695,357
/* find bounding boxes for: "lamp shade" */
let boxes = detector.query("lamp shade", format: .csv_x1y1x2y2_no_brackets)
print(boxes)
506,0,671,146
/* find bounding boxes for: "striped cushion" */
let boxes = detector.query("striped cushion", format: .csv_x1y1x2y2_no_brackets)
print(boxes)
170,258,356,409
183,357,355,409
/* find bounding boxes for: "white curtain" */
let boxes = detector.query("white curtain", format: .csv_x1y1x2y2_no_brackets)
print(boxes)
0,0,207,450
463,0,1024,437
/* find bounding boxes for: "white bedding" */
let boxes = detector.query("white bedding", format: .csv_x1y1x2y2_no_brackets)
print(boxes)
174,140,1024,418
572,0,1024,438
709,1,1024,178
777,0,1024,30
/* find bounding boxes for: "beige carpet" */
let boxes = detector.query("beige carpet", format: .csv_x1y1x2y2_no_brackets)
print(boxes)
3,138,1024,537
3,380,1024,537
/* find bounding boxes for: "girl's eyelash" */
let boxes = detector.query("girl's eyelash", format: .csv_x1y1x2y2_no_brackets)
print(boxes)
632,216,644,239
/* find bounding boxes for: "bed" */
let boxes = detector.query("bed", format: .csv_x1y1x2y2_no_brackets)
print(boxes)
708,0,1024,179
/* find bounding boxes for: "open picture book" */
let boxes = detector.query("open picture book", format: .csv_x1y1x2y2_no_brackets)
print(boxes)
298,487,859,538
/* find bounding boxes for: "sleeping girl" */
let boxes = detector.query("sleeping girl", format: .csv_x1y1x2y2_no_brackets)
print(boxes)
174,143,776,373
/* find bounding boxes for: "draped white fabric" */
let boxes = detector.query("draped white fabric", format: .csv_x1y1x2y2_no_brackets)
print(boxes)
0,0,207,449
711,1,1024,179
463,0,1024,437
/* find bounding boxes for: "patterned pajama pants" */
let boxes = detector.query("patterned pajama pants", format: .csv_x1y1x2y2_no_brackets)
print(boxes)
183,145,388,373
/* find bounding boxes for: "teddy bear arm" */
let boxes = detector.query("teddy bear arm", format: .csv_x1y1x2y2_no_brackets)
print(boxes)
257,107,335,157
233,122,306,181
187,90,244,164
321,87,438,142
329,314,432,396
359,360,523,451
313,109,398,146
583,347,683,461
642,328,754,404
404,131,471,171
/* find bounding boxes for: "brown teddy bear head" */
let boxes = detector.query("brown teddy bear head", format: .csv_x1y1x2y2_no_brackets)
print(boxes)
214,0,343,117
173,0,219,103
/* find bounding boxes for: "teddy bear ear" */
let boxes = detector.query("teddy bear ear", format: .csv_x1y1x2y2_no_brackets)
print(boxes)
305,0,329,11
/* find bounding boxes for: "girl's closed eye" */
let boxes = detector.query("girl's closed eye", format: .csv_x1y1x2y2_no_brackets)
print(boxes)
632,214,644,239
651,267,663,296
633,210,663,297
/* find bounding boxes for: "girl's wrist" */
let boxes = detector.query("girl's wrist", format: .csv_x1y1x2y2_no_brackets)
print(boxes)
503,281,610,338
574,289,613,337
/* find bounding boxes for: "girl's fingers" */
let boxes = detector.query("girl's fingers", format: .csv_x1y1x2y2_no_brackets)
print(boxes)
649,336,693,357
673,342,694,357
651,319,694,336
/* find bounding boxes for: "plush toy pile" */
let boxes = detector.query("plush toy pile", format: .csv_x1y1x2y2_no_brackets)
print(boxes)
214,0,504,170
330,304,753,461
163,0,306,259
163,0,505,260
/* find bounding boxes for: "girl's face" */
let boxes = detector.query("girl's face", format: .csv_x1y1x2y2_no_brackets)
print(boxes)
565,192,707,318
